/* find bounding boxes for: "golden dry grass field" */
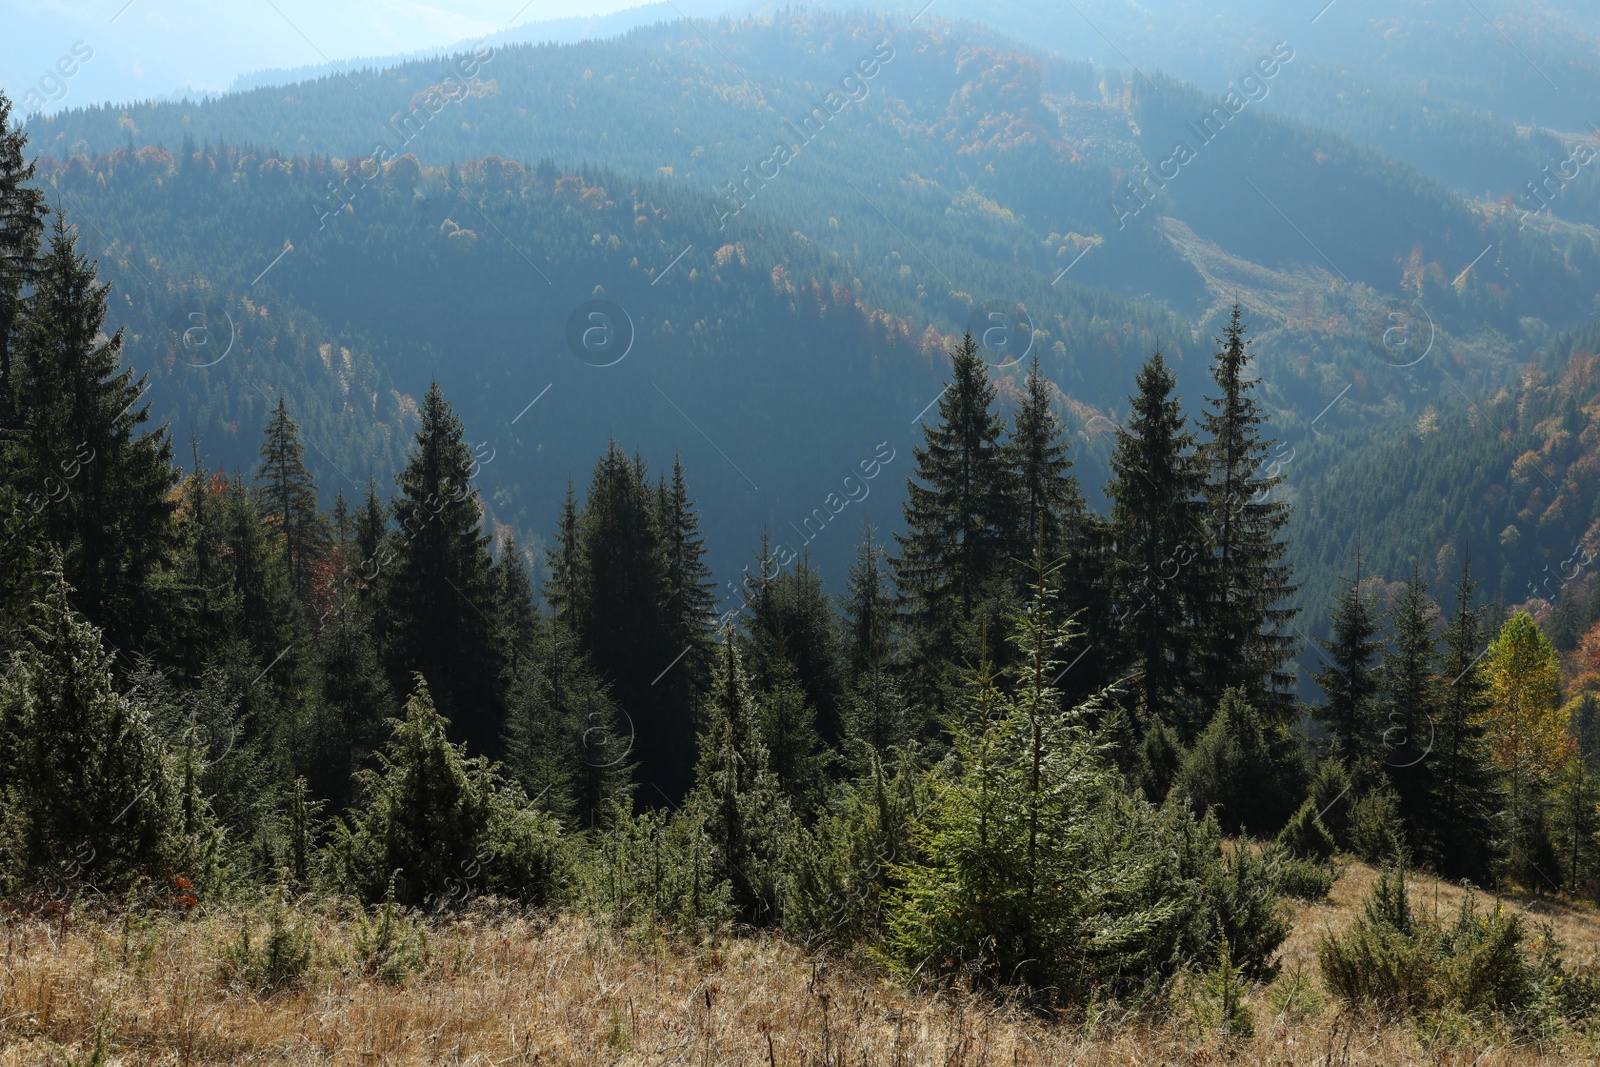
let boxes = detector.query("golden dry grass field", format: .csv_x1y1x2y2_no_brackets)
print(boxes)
3,862,1598,1066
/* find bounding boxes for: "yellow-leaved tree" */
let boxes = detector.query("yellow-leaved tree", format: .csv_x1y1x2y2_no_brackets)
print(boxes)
1481,612,1570,879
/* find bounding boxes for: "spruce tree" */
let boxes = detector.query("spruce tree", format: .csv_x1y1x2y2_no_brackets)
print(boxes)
573,442,682,799
1197,307,1297,718
0,89,47,431
542,479,581,624
693,636,791,924
759,658,828,818
1003,357,1088,598
843,524,895,680
0,566,179,890
382,382,508,755
1428,558,1502,882
352,478,387,603
1176,688,1300,835
1314,552,1382,767
1105,350,1205,736
333,677,562,908
656,455,716,756
893,333,1011,673
744,553,847,744
254,398,326,606
1377,565,1439,854
658,455,716,683
10,214,178,657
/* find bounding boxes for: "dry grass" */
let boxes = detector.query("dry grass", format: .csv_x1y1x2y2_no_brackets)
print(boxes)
2,862,1597,1066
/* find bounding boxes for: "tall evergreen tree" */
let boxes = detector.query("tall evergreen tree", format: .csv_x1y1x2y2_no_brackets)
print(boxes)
382,382,507,755
0,566,181,890
353,478,386,603
9,214,178,657
574,442,682,800
692,635,790,924
893,333,1011,672
1377,565,1439,853
1105,350,1205,736
1314,552,1382,767
254,398,326,606
744,553,847,744
843,524,895,680
1003,357,1087,596
1429,556,1502,884
543,479,581,624
1197,307,1297,718
657,455,716,721
0,90,47,432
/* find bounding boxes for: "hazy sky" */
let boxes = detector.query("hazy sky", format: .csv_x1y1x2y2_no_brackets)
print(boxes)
0,0,689,112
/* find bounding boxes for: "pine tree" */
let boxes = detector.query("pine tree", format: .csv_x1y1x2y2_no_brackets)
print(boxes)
1197,307,1297,718
382,382,508,755
1428,557,1502,882
9,214,178,657
1314,552,1382,767
893,333,1011,672
1377,565,1440,853
0,90,47,432
1105,350,1205,736
254,398,326,606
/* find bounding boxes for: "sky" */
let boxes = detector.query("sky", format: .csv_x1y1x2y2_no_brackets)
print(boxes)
0,0,722,113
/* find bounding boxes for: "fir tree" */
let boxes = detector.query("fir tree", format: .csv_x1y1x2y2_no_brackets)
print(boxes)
658,455,716,693
1428,556,1502,882
9,214,178,657
1377,565,1439,854
382,382,508,755
843,523,895,680
1197,307,1297,718
573,442,682,799
1105,350,1205,736
893,333,1011,673
0,566,179,890
1314,552,1382,767
693,636,791,924
542,479,581,624
0,90,47,432
254,398,326,606
1003,357,1088,601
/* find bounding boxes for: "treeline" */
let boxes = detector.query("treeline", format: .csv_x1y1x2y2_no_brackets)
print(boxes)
2,108,1599,1020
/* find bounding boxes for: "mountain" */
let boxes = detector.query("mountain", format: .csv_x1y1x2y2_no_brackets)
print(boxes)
21,8,1600,620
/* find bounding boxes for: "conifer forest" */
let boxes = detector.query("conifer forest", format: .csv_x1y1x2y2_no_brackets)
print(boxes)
3,3,1600,1063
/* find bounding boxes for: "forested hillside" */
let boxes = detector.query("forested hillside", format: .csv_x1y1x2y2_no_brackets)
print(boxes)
24,10,1600,602
6,6,1600,1061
